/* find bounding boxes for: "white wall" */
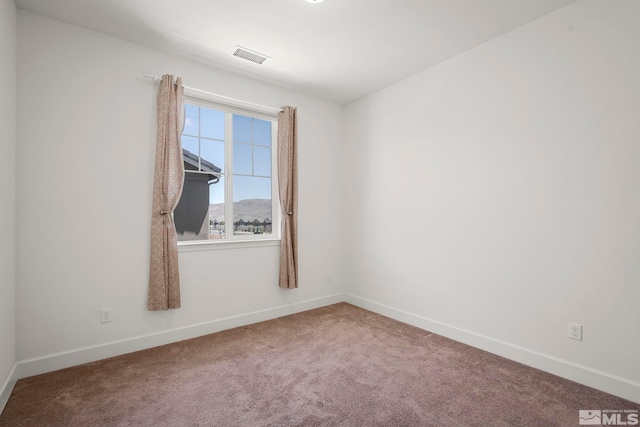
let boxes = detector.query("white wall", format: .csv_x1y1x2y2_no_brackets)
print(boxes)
344,0,640,395
13,0,640,405
0,0,17,396
16,11,343,362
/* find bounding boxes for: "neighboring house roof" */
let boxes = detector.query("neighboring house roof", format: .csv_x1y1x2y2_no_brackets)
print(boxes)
234,217,272,224
182,149,221,181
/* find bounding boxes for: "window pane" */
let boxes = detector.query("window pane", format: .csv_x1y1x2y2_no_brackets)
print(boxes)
181,135,199,159
253,119,271,146
233,176,272,236
233,115,252,143
201,139,224,172
184,104,199,136
233,175,271,202
201,108,224,140
181,104,276,242
209,176,225,205
233,143,252,175
253,146,271,177
208,176,225,240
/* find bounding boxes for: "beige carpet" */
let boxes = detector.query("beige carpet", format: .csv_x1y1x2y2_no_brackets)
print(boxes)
1,303,638,426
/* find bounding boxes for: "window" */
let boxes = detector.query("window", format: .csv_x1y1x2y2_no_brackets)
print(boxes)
174,100,279,243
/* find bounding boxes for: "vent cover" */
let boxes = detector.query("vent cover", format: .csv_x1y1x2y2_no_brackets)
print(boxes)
232,46,269,65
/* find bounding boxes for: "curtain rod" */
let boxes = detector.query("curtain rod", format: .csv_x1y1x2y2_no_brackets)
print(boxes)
143,74,284,116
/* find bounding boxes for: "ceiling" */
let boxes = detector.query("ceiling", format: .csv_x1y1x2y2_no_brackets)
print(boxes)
15,0,578,105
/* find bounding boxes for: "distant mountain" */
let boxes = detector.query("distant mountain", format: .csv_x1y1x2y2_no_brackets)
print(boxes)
208,199,273,222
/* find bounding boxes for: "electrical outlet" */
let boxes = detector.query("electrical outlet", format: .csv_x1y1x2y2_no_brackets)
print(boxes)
568,322,582,341
328,273,332,283
101,308,112,324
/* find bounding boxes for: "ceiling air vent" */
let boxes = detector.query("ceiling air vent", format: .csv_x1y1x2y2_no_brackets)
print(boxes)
232,46,270,65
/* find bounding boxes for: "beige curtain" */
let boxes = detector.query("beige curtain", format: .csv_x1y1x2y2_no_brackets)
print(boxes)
277,106,299,289
148,75,185,310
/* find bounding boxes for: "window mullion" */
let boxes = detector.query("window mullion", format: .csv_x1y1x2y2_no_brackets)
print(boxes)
224,112,233,240
251,118,255,176
271,121,281,239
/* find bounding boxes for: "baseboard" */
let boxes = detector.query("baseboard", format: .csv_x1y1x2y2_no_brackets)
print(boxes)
16,293,344,380
344,293,640,405
0,363,17,415
13,292,640,406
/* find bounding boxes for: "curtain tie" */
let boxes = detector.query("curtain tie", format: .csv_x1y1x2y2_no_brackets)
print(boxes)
160,210,171,215
285,211,293,215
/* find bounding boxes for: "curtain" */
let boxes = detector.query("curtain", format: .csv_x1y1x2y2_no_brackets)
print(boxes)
148,75,185,310
277,106,299,289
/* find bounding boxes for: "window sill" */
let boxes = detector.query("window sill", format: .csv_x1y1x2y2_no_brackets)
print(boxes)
178,238,281,252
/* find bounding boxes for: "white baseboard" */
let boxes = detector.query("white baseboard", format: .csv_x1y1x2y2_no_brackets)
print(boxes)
15,293,344,380
12,292,640,406
0,363,17,415
344,293,640,405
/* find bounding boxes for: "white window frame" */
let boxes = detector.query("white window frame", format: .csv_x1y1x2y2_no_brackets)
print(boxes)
177,95,281,251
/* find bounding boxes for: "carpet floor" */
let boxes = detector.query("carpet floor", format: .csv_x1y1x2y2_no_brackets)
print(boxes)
1,303,638,426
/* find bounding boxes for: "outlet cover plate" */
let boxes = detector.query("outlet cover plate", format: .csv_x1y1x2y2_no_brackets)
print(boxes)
101,308,112,324
568,322,582,341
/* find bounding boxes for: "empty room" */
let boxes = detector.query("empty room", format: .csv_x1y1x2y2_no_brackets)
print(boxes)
1,0,639,425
